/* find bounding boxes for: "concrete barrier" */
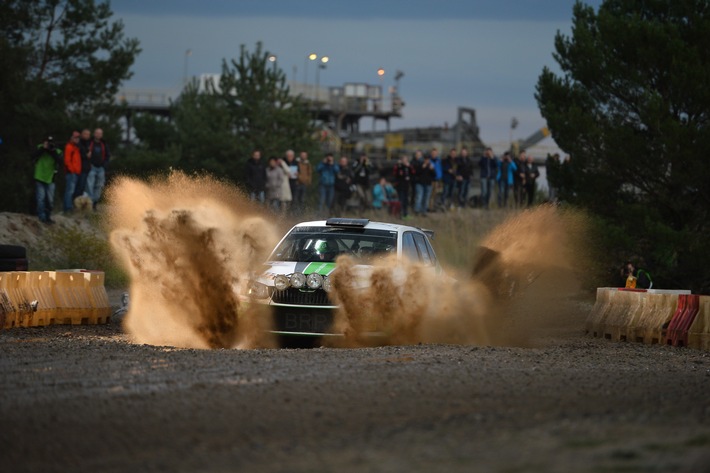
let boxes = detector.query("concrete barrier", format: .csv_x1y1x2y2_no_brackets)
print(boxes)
687,296,710,351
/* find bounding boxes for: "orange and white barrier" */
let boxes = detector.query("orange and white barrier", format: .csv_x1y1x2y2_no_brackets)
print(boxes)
586,288,708,350
0,270,111,329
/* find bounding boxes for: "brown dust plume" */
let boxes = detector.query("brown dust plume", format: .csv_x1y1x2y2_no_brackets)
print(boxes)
106,172,279,349
329,205,590,347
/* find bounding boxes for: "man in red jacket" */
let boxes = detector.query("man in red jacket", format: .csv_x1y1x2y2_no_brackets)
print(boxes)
63,131,82,212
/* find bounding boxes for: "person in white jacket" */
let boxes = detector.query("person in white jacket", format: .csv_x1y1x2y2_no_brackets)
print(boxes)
279,152,294,213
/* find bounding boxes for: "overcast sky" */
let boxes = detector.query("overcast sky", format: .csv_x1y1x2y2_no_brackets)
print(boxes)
112,0,603,150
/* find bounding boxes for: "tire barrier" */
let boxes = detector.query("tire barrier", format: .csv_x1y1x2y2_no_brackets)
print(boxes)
0,270,111,330
585,288,708,350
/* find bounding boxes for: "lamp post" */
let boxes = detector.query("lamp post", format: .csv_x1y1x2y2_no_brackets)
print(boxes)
376,67,385,111
268,54,277,74
183,49,192,87
315,56,329,103
304,52,317,99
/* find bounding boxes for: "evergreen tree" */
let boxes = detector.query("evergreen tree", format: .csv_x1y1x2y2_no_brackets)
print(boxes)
0,0,140,211
119,42,316,185
536,0,710,292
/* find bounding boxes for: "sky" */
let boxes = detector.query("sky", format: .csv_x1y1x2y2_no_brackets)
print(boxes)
111,0,604,151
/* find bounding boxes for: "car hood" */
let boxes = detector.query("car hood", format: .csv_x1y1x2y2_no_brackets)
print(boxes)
257,261,339,286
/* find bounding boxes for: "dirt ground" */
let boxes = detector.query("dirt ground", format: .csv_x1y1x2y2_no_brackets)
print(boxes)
1,306,709,473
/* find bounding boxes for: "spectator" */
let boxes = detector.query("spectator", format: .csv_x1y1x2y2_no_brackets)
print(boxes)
295,151,312,213
409,149,424,209
265,157,283,210
496,151,517,208
85,128,110,210
514,150,526,207
63,131,82,213
74,128,92,199
351,153,373,210
522,154,540,206
372,177,400,217
622,261,653,289
32,135,62,224
440,148,457,209
278,152,293,213
479,147,497,209
392,155,413,219
334,156,354,214
413,154,436,216
282,150,298,212
455,147,473,207
245,149,266,203
428,148,442,212
316,153,338,213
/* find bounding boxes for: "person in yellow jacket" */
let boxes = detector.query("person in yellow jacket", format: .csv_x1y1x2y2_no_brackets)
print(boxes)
63,131,82,212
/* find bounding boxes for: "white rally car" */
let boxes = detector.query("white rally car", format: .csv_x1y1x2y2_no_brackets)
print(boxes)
246,218,445,343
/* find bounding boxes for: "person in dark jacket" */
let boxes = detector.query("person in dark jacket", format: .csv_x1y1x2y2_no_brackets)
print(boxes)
455,147,473,207
413,154,436,216
85,128,111,210
478,147,497,209
392,155,414,219
521,154,540,206
245,149,267,203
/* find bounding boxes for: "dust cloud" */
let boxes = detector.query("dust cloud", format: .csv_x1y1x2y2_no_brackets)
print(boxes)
329,205,590,348
106,171,279,349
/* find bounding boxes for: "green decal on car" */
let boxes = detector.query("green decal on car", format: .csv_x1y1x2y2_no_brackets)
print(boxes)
303,262,336,276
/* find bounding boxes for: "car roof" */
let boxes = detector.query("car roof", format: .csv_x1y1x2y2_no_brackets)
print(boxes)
291,219,427,234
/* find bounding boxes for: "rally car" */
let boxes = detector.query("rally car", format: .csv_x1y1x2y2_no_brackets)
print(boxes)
245,218,444,343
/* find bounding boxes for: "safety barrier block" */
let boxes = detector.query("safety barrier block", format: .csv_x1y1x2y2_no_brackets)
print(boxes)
81,270,111,324
635,290,689,344
687,296,710,351
0,273,19,329
585,288,613,335
21,271,57,327
5,272,35,327
49,271,94,325
586,288,617,337
666,294,700,347
602,289,645,341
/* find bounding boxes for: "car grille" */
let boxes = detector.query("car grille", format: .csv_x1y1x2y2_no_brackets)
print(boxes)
272,288,333,306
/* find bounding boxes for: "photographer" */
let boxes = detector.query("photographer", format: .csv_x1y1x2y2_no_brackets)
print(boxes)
32,135,63,224
351,153,373,210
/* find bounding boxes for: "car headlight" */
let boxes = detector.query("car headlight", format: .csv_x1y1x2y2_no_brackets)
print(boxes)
249,281,271,299
306,273,323,289
322,276,332,293
274,275,290,291
290,272,306,289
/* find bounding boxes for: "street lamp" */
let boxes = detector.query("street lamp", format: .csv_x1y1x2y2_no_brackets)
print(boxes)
268,54,277,73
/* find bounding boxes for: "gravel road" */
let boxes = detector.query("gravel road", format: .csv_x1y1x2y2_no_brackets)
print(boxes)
1,317,709,473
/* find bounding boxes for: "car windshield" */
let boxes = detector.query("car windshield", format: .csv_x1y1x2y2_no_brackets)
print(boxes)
269,227,398,263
